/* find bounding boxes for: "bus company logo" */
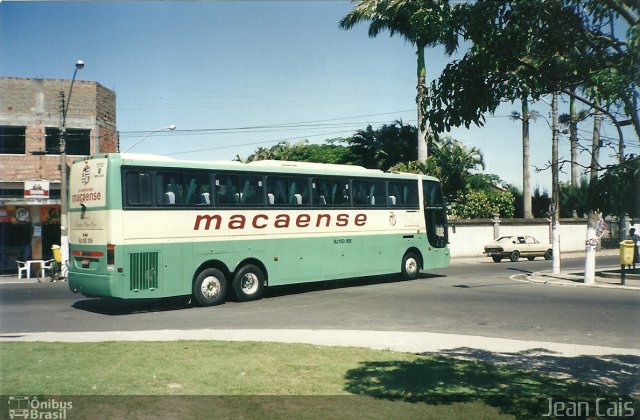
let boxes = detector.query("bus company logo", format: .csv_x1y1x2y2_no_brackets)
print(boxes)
6,396,73,419
81,164,91,185
389,212,397,226
194,212,367,231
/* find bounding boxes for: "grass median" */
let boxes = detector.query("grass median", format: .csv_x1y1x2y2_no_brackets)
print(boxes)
0,341,631,419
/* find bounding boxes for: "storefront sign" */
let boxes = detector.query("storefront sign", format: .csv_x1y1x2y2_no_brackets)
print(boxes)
24,181,50,198
40,206,61,224
0,206,31,223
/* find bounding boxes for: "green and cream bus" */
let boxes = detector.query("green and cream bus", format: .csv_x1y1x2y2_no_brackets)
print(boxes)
68,153,449,306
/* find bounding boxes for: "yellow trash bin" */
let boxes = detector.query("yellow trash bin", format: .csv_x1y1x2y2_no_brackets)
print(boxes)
51,245,62,263
619,240,635,265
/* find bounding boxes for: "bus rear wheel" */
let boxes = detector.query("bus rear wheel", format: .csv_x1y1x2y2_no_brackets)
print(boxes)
233,264,265,302
194,268,227,306
401,251,421,280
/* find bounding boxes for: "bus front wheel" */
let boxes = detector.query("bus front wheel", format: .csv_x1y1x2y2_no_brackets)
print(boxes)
401,252,421,280
194,268,227,306
233,264,265,302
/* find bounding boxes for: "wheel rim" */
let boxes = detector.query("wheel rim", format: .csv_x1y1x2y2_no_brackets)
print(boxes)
405,257,418,276
201,276,221,299
240,272,259,295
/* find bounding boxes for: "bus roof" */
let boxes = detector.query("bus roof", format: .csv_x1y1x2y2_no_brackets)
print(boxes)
90,153,440,181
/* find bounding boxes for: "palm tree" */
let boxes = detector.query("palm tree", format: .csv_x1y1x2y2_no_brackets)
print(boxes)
559,94,589,186
428,136,485,199
340,0,457,162
509,98,539,219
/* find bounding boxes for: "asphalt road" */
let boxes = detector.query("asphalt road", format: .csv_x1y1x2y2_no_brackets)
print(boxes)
1,254,638,349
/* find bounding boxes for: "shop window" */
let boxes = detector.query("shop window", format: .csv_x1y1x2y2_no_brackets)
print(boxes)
0,126,26,154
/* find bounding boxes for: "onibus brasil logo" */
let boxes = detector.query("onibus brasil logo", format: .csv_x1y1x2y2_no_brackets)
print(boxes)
7,396,73,419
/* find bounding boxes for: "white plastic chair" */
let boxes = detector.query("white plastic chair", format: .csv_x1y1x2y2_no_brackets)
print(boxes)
40,259,55,280
17,260,29,279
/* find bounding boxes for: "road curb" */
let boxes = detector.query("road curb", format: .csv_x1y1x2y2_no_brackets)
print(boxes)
511,270,640,291
1,329,639,358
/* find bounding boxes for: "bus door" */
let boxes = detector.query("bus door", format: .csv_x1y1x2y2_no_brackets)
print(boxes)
422,180,448,248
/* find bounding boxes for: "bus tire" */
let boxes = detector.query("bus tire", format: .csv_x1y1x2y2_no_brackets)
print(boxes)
233,264,265,302
401,251,421,280
194,268,227,307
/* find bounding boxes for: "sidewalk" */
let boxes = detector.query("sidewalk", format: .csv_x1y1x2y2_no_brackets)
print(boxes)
0,275,51,284
518,267,640,290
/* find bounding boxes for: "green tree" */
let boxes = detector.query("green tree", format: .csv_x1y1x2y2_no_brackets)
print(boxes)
532,187,552,218
427,0,639,143
341,120,417,170
340,0,457,162
450,189,515,219
589,156,640,218
242,140,353,164
425,136,485,200
559,179,591,218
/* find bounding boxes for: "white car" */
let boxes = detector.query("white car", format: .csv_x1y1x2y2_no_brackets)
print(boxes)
484,235,553,262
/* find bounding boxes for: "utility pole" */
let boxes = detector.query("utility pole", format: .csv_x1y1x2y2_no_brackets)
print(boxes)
590,108,602,182
59,60,84,274
569,92,579,187
551,93,561,274
59,92,68,270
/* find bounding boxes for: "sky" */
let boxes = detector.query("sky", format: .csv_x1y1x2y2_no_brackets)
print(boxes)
1,1,636,193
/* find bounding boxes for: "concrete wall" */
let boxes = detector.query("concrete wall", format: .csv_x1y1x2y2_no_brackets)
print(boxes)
448,218,591,258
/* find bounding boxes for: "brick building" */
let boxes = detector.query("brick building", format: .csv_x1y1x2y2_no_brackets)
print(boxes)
0,77,117,274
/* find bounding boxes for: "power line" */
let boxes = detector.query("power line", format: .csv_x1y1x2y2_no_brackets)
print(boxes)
118,109,415,138
165,129,357,157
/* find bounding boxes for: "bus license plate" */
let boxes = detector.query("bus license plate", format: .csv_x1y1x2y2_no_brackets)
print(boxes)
82,259,90,268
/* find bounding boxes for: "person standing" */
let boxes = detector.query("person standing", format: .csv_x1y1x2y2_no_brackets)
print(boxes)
630,228,640,270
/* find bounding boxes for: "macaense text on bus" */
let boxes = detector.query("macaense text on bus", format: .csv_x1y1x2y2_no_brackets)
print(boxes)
194,212,367,231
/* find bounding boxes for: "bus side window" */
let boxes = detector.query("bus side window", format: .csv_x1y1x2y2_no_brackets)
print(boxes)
215,174,239,206
240,175,264,206
353,180,385,208
403,182,418,207
156,172,184,206
313,178,348,207
388,181,418,207
312,180,327,206
180,172,210,206
266,178,287,206
288,177,309,206
125,171,152,206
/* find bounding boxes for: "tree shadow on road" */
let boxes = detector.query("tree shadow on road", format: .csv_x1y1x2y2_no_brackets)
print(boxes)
344,348,640,419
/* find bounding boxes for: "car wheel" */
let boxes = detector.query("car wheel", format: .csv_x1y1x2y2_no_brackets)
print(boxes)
544,249,553,260
492,256,502,263
510,250,520,262
527,256,535,261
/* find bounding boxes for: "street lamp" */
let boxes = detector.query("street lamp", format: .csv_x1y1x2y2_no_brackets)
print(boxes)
59,60,84,274
122,125,177,153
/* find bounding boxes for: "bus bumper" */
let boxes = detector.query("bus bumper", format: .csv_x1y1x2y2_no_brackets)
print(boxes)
68,272,120,298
